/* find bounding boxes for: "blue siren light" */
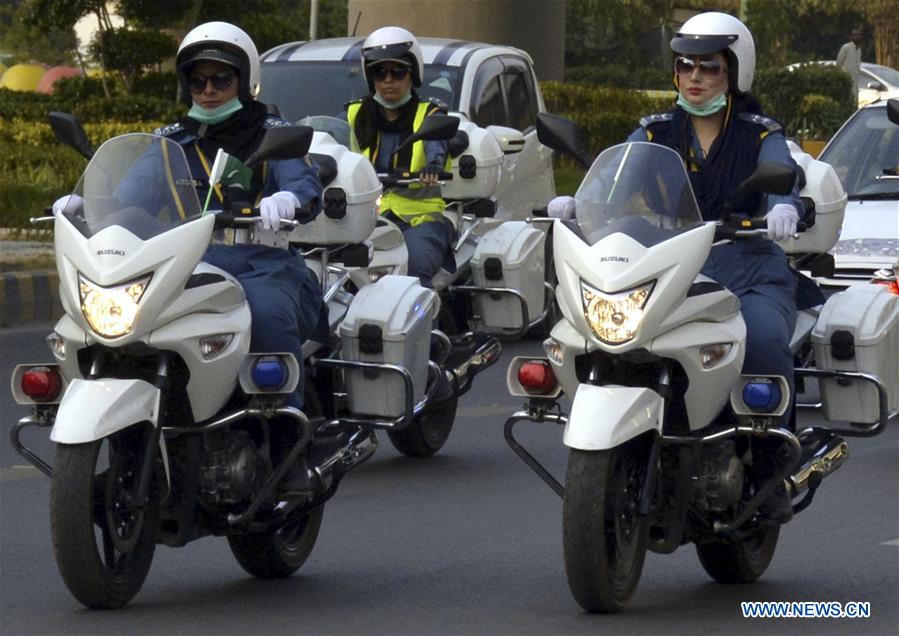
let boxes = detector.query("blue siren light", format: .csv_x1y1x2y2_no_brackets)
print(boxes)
252,356,288,391
742,379,782,413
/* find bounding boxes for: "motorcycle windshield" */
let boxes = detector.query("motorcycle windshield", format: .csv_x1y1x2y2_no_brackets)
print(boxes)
62,133,202,241
297,115,355,149
575,142,703,246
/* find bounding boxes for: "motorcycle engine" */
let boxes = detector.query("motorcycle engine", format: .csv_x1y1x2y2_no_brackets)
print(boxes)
694,441,745,513
199,431,264,506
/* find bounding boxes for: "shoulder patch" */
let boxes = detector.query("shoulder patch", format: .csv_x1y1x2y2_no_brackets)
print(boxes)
639,112,673,128
153,122,183,137
739,112,782,134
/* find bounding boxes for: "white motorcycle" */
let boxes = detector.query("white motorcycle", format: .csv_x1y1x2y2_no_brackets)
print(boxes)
9,114,498,608
298,115,554,340
502,115,898,613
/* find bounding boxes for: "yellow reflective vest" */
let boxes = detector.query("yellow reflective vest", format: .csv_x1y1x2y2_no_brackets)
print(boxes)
347,100,450,226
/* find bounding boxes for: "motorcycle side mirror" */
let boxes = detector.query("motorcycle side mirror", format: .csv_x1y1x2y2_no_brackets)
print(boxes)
48,111,94,160
887,98,899,126
736,161,797,196
244,125,314,168
392,114,460,160
536,112,592,169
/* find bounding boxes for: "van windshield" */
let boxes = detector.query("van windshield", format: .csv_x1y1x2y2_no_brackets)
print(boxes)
260,62,462,122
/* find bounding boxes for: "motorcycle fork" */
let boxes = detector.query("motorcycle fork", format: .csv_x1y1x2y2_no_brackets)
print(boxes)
131,352,171,510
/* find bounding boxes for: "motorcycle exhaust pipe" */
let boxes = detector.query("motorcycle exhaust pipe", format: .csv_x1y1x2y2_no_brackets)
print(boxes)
452,337,502,384
314,431,378,485
787,436,849,497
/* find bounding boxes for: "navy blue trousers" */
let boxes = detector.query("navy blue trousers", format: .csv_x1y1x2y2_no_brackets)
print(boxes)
702,241,797,427
203,244,325,408
392,217,455,287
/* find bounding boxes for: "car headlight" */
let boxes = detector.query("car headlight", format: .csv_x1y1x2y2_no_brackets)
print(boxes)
79,273,151,338
580,279,654,345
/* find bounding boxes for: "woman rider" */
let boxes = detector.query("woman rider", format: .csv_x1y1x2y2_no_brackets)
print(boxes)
347,26,454,287
551,12,805,521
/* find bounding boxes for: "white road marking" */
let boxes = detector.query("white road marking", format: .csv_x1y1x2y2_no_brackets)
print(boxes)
0,465,41,482
882,538,899,546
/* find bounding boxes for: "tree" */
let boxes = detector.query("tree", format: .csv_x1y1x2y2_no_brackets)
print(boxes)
23,0,181,95
0,0,77,66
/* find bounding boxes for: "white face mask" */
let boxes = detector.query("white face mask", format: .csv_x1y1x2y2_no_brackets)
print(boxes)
373,90,413,109
677,91,728,117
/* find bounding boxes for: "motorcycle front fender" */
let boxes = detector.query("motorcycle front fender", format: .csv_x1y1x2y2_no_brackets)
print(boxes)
563,384,663,451
50,378,161,444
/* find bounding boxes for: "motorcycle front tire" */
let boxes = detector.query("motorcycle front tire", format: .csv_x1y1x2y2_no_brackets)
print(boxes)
50,434,158,609
563,442,650,613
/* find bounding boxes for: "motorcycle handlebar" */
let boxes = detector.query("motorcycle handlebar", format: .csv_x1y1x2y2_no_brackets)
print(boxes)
212,206,307,231
378,171,454,188
715,218,807,240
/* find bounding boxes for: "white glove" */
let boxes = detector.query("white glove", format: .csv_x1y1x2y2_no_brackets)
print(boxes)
52,193,84,216
258,191,299,230
548,195,576,220
765,203,800,241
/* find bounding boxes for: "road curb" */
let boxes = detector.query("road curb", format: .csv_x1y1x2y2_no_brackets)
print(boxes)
0,270,64,328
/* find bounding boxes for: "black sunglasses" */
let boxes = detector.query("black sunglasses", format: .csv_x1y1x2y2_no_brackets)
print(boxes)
188,72,235,93
675,57,724,77
371,66,411,82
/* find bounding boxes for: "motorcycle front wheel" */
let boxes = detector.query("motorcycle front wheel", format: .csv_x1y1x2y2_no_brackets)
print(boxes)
50,429,159,609
696,525,780,583
228,505,324,578
563,442,650,613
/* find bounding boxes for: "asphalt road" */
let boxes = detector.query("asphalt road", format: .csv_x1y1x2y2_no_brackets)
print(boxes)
1,324,897,635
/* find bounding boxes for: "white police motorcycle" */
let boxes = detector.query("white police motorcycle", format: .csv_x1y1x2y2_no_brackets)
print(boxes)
502,115,898,613
298,115,553,340
9,113,499,608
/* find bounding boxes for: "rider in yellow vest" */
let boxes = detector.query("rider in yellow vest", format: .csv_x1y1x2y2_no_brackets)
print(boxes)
348,26,454,286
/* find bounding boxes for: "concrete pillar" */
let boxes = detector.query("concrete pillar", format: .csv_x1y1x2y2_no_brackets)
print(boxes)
347,0,566,81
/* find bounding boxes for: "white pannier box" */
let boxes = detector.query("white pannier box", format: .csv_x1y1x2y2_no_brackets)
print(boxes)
811,284,899,423
778,141,847,255
339,275,438,418
441,119,503,201
290,131,382,245
470,221,546,331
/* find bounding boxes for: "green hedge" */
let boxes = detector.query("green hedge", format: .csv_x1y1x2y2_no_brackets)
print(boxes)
753,65,855,139
565,64,673,91
0,83,182,123
0,120,163,228
540,82,673,156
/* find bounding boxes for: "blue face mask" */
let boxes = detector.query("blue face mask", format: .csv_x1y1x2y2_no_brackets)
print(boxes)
373,90,413,110
187,97,243,124
677,91,728,117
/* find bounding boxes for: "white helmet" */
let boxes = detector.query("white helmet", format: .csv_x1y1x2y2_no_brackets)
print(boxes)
670,12,755,93
360,26,423,93
176,21,260,104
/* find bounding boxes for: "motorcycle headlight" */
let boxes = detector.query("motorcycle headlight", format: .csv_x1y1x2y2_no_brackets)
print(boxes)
79,273,151,338
580,279,654,345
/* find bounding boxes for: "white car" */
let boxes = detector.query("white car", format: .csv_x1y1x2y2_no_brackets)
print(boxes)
258,37,555,218
787,61,899,107
817,99,899,286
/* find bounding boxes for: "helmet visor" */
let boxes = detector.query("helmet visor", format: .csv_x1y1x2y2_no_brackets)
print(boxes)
670,33,738,55
363,42,414,65
178,47,242,72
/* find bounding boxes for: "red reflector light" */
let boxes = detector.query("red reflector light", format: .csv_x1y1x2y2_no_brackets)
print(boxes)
872,279,899,295
517,360,557,395
21,367,62,401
